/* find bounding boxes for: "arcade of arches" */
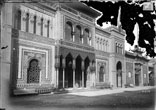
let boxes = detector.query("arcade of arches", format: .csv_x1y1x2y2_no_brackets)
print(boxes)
65,21,92,46
55,50,96,88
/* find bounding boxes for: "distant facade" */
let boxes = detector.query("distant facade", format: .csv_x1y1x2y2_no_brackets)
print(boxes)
125,46,149,87
0,0,150,96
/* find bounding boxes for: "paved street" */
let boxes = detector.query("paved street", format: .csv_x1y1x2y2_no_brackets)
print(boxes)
5,87,156,110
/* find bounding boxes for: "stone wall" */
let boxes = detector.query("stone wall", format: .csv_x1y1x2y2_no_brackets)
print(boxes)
143,65,148,85
126,62,134,85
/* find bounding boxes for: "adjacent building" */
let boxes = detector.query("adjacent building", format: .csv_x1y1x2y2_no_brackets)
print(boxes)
0,0,151,98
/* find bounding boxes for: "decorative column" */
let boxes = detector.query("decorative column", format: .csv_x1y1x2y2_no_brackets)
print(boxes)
140,64,143,86
29,13,34,34
92,61,96,87
72,58,76,88
89,62,92,87
55,55,60,88
81,60,84,88
62,57,66,88
133,62,135,86
80,27,84,44
36,16,41,36
21,10,26,32
72,25,75,42
43,18,47,37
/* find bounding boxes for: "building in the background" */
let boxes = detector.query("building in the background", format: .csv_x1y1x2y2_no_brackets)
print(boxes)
148,37,156,86
125,46,149,87
0,0,150,101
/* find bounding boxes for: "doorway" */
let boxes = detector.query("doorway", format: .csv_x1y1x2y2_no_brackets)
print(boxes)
65,54,73,88
116,61,122,87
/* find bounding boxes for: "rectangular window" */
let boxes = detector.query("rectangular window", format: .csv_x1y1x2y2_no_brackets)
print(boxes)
33,16,36,34
116,43,118,53
47,20,50,37
41,18,43,36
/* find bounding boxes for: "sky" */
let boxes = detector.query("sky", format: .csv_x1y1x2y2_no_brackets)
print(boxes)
86,0,156,56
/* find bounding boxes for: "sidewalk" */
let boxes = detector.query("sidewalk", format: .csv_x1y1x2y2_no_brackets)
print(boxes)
67,86,156,97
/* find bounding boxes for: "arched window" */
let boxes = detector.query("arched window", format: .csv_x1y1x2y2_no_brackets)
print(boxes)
65,21,73,41
75,25,81,43
40,18,43,36
27,59,40,83
84,29,91,46
33,16,37,34
26,13,29,32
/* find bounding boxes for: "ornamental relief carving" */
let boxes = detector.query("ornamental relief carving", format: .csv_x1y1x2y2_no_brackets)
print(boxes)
22,50,46,83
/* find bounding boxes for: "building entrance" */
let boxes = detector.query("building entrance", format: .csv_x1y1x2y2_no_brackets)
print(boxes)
116,61,122,87
135,74,140,86
58,49,95,89
75,56,82,88
135,63,141,86
65,54,73,88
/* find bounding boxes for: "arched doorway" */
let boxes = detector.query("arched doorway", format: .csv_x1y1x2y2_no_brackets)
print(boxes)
27,59,40,83
135,63,141,86
59,55,63,88
75,55,82,88
84,57,90,87
116,61,122,87
65,53,73,88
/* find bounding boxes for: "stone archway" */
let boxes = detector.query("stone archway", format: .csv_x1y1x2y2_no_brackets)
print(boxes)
116,61,122,87
65,53,73,88
75,55,82,88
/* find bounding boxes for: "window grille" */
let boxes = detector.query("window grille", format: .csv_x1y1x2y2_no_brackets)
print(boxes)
27,59,40,83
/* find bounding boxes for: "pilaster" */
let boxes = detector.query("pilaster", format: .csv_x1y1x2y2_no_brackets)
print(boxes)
36,16,41,36
28,13,33,34
21,10,26,32
72,58,76,88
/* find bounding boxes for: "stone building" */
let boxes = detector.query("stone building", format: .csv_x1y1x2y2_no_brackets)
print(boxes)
125,46,149,87
0,0,150,100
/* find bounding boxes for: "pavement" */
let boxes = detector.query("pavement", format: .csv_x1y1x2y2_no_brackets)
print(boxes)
67,86,156,97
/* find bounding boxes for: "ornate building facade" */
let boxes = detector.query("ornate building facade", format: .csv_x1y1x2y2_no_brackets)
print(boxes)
0,0,150,96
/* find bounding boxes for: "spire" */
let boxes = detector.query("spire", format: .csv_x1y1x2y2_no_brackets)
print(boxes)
117,6,122,31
